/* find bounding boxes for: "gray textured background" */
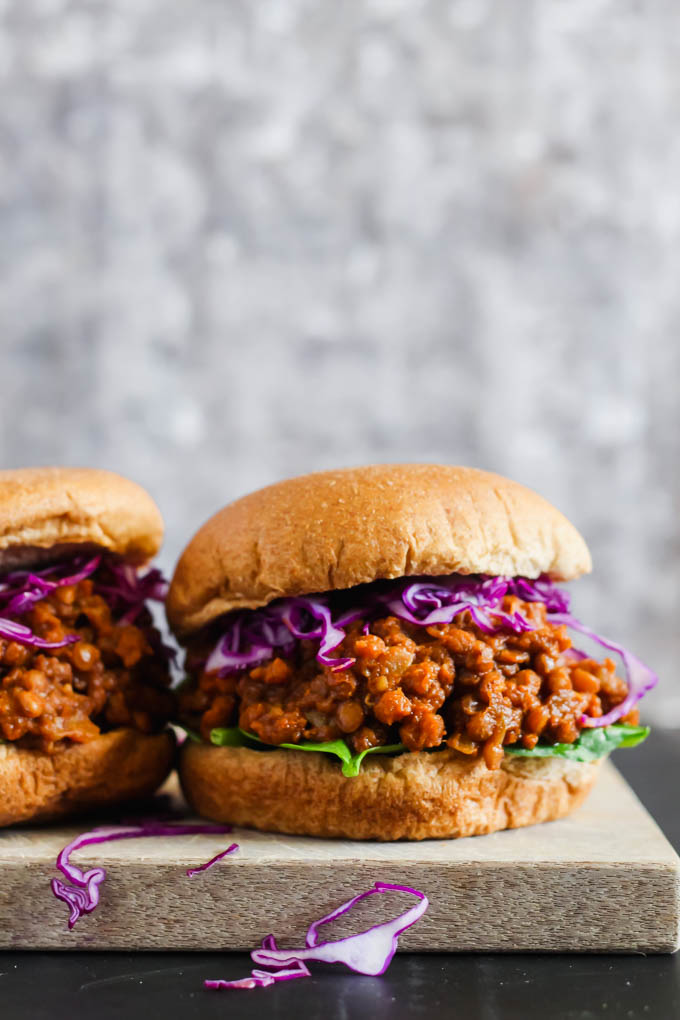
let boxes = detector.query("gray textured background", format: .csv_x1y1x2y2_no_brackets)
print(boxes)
0,1,678,722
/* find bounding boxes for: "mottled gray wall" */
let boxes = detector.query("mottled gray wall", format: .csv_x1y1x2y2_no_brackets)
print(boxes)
0,1,678,722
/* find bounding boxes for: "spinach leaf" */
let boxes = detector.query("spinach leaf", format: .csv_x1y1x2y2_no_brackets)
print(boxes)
208,726,249,748
205,723,649,773
504,723,650,763
208,727,404,777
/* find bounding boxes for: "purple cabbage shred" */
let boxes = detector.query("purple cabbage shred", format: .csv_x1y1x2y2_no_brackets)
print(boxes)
53,821,236,929
0,552,170,652
205,882,428,990
186,843,239,877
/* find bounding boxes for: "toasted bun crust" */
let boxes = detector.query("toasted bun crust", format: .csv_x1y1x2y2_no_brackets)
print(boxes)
0,729,175,827
179,742,600,841
167,464,591,637
0,467,164,568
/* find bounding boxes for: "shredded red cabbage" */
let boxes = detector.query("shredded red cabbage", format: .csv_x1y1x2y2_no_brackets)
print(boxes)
186,843,239,877
281,599,356,672
0,552,169,652
203,574,656,727
206,937,311,990
205,882,428,990
548,614,657,727
53,821,236,929
0,555,101,647
0,555,102,616
0,617,79,649
95,561,169,624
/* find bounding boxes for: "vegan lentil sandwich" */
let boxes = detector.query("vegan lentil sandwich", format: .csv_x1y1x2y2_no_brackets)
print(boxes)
0,467,175,826
169,464,654,841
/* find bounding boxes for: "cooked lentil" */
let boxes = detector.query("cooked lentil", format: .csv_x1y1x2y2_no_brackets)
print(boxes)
0,577,173,752
181,595,636,769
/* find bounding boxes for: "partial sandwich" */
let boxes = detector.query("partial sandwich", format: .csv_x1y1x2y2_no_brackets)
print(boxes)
169,464,654,841
0,467,175,826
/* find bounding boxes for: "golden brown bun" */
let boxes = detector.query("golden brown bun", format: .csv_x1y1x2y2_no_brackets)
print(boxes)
168,464,591,637
0,467,163,568
179,742,600,841
0,729,175,827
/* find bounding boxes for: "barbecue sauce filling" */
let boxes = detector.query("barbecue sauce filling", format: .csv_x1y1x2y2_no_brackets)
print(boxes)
179,595,637,770
0,566,173,753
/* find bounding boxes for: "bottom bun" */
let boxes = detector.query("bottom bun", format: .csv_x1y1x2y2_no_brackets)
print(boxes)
0,728,175,827
180,743,601,841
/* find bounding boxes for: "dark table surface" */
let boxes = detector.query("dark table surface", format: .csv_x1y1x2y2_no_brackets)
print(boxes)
1,730,678,1020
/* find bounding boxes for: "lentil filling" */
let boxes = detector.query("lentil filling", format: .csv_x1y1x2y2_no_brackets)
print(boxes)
180,595,637,770
0,573,173,753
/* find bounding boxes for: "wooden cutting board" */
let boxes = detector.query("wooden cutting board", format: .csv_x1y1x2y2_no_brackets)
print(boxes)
0,761,678,953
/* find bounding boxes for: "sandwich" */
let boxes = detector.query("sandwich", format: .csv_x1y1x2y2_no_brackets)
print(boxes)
169,464,654,841
0,467,175,826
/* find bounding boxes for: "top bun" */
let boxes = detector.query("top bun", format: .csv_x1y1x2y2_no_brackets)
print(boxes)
167,464,591,639
0,467,163,568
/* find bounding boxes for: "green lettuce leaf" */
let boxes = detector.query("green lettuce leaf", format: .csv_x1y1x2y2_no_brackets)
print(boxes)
504,723,650,763
208,726,405,778
207,726,245,747
203,722,649,774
